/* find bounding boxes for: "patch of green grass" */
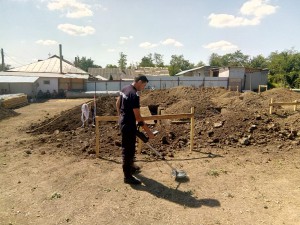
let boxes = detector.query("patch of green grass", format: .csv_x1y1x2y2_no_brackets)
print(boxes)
207,170,220,177
207,169,228,177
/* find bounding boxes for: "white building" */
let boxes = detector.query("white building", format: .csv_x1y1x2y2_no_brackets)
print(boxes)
176,66,269,91
0,55,88,98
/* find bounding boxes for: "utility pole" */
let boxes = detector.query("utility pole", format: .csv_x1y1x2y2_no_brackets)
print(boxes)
1,48,4,71
59,44,63,74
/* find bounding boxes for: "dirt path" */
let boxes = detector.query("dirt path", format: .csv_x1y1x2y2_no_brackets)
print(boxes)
1,99,300,225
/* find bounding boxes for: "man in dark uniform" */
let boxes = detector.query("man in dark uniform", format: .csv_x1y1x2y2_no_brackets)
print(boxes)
116,75,154,185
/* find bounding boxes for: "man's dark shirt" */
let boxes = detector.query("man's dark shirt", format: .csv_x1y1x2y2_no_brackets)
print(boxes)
119,84,140,128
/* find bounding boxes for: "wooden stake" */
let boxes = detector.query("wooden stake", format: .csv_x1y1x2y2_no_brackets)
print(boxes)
95,117,100,157
190,107,195,151
269,98,273,114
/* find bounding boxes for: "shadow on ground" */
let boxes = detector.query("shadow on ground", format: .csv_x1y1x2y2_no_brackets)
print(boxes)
132,174,221,208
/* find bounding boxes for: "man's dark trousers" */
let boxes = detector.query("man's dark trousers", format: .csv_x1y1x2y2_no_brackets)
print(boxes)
121,124,136,178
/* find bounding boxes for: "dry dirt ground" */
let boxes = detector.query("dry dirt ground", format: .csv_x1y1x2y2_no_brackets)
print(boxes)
1,87,300,225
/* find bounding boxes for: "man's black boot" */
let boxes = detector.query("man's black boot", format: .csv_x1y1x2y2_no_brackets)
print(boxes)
131,164,141,174
124,176,141,185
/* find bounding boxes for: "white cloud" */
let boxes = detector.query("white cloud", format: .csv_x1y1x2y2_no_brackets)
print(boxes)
208,0,278,28
240,0,278,18
161,38,183,47
57,23,95,36
94,3,108,11
139,38,183,49
107,49,116,52
208,13,260,27
36,39,58,45
139,42,158,49
48,0,93,18
203,40,238,51
119,36,133,44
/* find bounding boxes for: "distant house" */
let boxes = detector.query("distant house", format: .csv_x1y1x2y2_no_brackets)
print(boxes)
175,66,219,77
88,67,169,80
176,66,269,91
219,67,269,91
88,68,135,80
0,55,88,97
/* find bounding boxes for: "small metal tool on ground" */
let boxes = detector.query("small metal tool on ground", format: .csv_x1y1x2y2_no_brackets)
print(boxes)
136,129,189,182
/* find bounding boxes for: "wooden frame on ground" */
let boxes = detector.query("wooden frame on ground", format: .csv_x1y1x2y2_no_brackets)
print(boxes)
269,98,300,114
95,107,195,157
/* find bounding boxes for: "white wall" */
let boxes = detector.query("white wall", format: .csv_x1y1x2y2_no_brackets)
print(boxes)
219,68,230,77
37,78,58,93
0,83,34,96
86,76,229,91
229,67,245,79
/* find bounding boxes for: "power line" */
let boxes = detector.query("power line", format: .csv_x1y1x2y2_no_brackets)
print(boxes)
3,52,28,67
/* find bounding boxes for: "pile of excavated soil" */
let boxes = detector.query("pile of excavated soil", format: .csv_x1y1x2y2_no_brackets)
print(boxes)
28,87,300,158
0,106,19,121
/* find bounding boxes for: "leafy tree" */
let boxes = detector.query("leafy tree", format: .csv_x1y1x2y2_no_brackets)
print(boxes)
138,53,165,67
153,53,164,67
267,49,300,87
74,56,101,72
168,55,194,76
284,71,299,88
294,77,300,88
106,64,118,68
209,51,250,67
139,54,155,67
118,52,127,70
196,60,206,67
227,50,250,66
250,55,268,69
209,53,223,67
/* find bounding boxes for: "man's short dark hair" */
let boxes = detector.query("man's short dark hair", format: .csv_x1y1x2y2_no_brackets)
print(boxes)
134,74,148,83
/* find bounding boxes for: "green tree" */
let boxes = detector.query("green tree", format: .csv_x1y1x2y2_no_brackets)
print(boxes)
250,55,268,69
196,60,206,67
267,49,300,87
209,53,223,67
118,52,127,70
106,64,118,68
209,51,250,67
227,50,250,66
168,55,194,76
153,53,164,67
74,56,101,72
139,54,155,67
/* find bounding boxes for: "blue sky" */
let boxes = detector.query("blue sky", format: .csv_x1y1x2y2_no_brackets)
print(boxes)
1,0,299,68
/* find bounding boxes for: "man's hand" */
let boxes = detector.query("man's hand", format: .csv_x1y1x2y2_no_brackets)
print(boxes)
147,131,155,139
141,123,154,139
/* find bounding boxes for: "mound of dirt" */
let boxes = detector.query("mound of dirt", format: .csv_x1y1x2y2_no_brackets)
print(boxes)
28,87,300,158
0,107,19,121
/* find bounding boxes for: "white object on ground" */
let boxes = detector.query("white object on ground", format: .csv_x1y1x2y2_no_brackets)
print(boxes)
81,103,89,127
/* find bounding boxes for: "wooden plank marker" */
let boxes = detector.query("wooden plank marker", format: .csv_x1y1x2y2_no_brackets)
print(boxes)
95,107,196,157
269,98,300,114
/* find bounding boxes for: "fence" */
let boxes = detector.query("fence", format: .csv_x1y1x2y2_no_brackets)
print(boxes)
86,77,239,92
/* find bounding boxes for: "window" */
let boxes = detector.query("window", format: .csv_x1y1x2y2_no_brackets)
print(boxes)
43,80,50,85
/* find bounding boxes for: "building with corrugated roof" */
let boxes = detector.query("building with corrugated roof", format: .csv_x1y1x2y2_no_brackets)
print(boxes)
88,67,169,80
0,55,89,98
